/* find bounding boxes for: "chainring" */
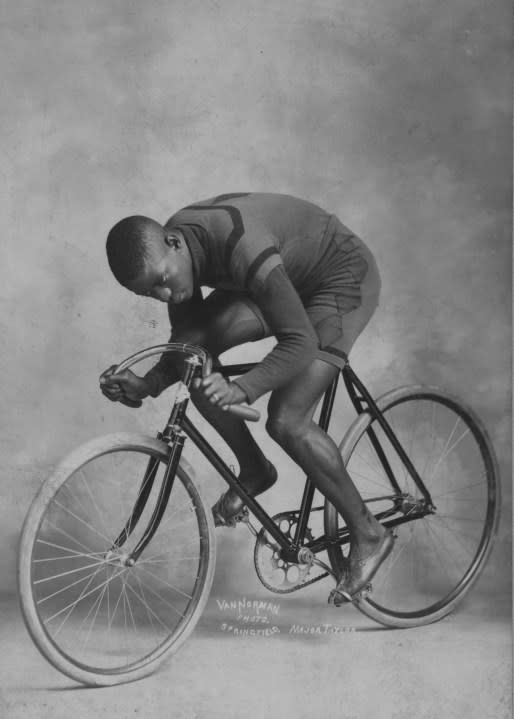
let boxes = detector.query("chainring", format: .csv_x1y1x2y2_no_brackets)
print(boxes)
253,511,331,594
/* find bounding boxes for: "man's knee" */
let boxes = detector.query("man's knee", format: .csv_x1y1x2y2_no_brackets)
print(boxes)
265,404,308,446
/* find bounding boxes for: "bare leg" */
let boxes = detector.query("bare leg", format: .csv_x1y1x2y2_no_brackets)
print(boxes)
190,377,275,490
163,295,277,512
266,359,386,559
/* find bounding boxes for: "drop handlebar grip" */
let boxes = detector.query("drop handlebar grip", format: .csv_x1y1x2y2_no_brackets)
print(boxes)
226,404,261,422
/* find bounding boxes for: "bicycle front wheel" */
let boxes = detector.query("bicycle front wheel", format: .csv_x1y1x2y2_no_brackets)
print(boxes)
324,386,500,628
18,433,216,686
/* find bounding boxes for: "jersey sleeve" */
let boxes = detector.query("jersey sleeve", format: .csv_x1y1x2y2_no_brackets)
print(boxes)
232,264,319,404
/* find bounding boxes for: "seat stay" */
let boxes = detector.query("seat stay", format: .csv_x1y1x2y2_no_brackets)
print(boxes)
342,364,434,506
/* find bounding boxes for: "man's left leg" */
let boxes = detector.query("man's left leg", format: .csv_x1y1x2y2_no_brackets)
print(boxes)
266,358,394,600
165,291,277,525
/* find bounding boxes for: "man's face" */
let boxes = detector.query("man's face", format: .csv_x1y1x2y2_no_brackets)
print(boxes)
126,231,194,304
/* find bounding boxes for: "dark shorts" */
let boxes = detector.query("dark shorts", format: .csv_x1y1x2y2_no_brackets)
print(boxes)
170,217,381,371
239,220,381,370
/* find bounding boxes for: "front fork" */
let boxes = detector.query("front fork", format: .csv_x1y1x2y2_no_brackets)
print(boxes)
109,356,201,565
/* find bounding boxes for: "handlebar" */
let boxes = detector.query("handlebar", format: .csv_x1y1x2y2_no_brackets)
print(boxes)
113,343,261,422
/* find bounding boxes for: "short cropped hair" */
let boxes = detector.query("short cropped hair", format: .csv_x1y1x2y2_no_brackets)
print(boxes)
106,215,160,285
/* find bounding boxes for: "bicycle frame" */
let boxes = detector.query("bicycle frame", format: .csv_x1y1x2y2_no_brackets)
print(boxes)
184,360,435,561
110,344,435,567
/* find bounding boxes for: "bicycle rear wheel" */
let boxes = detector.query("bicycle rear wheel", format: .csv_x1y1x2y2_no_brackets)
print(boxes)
18,433,216,686
324,386,500,628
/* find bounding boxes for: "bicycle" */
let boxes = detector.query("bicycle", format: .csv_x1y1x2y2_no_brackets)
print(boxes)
18,343,501,686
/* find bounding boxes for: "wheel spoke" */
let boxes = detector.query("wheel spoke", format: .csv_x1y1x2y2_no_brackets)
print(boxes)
133,573,157,636
353,448,388,485
128,573,187,619
137,566,194,601
51,499,114,545
421,520,463,584
139,555,199,566
431,476,487,499
35,539,105,559
79,468,113,543
428,419,470,485
428,514,482,553
348,467,392,492
37,563,107,605
44,567,126,623
52,564,106,639
34,558,107,585
403,400,420,489
79,578,109,650
42,521,97,556
124,580,176,633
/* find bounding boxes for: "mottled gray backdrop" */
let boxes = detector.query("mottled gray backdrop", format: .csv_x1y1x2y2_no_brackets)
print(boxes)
2,0,511,615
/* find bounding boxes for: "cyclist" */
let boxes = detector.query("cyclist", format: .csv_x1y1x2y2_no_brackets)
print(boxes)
99,192,395,604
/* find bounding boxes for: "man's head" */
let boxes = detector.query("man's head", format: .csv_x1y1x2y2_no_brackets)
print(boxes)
106,216,194,304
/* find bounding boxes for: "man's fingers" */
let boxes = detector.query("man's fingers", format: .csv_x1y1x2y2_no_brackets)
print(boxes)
101,390,120,403
101,390,121,402
119,396,142,408
101,382,121,395
101,386,140,407
200,375,215,388
201,374,224,394
99,365,119,384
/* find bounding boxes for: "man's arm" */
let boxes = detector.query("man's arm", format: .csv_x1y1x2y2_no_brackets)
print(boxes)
232,265,318,404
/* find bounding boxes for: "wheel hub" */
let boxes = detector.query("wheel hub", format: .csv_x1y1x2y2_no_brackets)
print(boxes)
400,494,427,515
104,548,134,567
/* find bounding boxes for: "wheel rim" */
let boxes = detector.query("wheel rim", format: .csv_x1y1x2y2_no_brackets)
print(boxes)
28,448,210,675
342,394,497,620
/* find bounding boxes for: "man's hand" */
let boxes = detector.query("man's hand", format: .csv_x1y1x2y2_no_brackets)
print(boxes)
99,366,150,408
193,372,247,409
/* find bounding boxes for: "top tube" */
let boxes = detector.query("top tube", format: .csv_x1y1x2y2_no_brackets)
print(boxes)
215,362,259,377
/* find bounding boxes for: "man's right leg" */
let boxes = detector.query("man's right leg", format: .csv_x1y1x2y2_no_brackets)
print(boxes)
165,292,276,520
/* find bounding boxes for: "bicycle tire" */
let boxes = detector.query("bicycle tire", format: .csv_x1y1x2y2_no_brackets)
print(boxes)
18,432,216,686
324,386,500,628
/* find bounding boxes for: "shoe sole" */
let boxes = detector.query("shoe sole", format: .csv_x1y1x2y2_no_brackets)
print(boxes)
329,530,396,606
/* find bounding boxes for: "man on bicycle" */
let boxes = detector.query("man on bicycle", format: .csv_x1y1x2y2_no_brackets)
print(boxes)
99,192,395,604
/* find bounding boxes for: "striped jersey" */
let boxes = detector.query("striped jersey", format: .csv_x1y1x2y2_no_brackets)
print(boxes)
152,193,369,402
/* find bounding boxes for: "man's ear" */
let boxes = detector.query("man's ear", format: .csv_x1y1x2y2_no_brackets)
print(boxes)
164,233,181,249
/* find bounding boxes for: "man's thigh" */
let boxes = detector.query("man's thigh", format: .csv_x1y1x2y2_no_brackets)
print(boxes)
171,290,269,356
268,358,340,424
